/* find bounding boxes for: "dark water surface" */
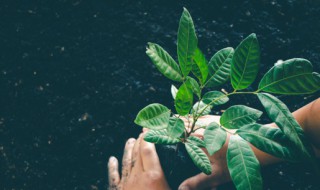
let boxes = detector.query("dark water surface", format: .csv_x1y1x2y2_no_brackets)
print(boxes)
1,0,320,189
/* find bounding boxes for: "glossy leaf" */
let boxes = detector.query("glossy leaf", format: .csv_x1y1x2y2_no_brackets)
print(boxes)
171,85,178,99
177,8,198,76
192,48,208,84
202,91,229,106
167,117,185,138
185,142,212,175
175,82,193,116
146,43,183,82
191,101,212,116
206,47,234,87
220,105,262,129
204,122,227,155
187,136,206,147
258,58,320,95
231,33,260,90
238,124,299,161
186,76,201,98
135,103,170,129
144,129,180,144
257,93,311,158
227,136,263,190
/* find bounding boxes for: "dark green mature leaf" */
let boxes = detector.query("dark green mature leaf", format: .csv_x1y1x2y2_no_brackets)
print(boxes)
185,142,212,175
144,129,180,144
258,58,320,95
227,136,263,190
171,85,178,100
202,91,229,106
206,47,234,87
238,124,299,161
220,105,262,129
167,117,185,138
187,136,206,147
191,101,212,116
231,33,260,90
146,43,183,82
192,48,208,84
257,93,311,158
186,76,201,98
135,103,170,129
177,8,198,77
175,82,193,116
204,122,227,155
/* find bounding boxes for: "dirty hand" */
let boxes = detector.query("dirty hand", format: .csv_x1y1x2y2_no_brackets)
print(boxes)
108,133,171,190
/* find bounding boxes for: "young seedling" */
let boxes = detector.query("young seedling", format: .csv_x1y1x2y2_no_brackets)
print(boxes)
134,8,320,190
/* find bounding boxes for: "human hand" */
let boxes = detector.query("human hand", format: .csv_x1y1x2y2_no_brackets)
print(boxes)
108,133,171,190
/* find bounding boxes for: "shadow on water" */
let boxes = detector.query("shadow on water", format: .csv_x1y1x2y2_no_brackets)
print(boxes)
1,0,320,189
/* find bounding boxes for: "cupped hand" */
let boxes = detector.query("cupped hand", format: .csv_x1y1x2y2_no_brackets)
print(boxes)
108,133,171,190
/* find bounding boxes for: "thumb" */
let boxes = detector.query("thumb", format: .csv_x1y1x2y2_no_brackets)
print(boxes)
178,173,216,190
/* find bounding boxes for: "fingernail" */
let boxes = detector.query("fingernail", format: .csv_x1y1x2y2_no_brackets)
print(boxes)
109,156,116,162
178,186,190,190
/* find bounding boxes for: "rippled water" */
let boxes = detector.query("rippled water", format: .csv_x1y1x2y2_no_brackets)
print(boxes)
1,0,320,189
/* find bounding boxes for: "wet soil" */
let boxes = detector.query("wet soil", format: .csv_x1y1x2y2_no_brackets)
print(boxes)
1,0,320,189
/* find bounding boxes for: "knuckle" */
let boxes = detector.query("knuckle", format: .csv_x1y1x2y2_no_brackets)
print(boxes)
144,171,162,181
141,146,153,156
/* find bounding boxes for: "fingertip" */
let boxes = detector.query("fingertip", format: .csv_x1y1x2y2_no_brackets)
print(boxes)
127,138,136,145
108,156,117,164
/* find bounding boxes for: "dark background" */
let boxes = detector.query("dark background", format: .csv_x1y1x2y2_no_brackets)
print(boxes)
1,0,320,189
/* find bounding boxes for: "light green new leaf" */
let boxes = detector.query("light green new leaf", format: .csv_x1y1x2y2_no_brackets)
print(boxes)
220,105,262,129
171,85,178,100
227,136,263,190
177,8,198,77
238,124,299,161
175,82,193,116
146,43,183,82
206,47,234,88
167,117,185,138
186,76,201,98
187,136,206,147
257,93,311,158
231,33,260,90
144,129,180,144
191,101,212,116
134,103,170,129
258,58,320,95
185,142,212,175
204,122,227,155
192,48,209,84
202,91,229,106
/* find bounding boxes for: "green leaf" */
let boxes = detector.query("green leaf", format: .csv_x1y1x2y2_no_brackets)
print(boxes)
220,105,262,129
202,91,229,106
204,122,227,155
186,76,201,98
167,117,185,138
258,58,320,95
231,33,260,90
206,47,234,87
146,43,183,82
187,136,206,147
257,93,311,158
227,136,263,190
185,142,212,175
177,8,198,77
175,82,193,116
191,101,212,116
192,48,209,84
237,124,299,161
171,85,178,100
144,129,180,144
134,103,171,130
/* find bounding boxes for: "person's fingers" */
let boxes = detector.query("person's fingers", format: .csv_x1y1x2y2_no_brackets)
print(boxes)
121,138,136,181
131,134,143,174
142,128,149,133
140,134,162,171
178,173,216,190
108,156,120,189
